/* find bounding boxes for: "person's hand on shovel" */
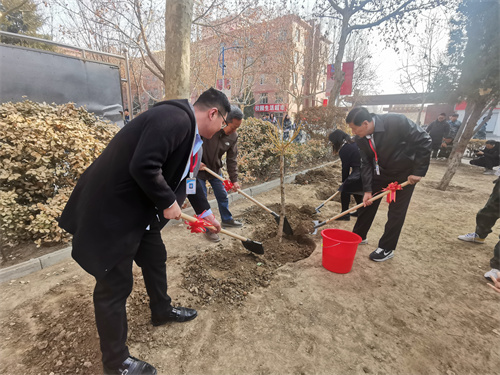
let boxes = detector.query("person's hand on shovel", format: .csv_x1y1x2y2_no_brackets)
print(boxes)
200,162,207,170
363,192,373,207
163,201,182,220
203,213,221,233
232,181,241,192
407,175,422,185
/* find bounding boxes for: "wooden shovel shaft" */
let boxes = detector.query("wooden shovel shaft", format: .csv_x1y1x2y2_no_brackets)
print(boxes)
321,191,340,205
179,213,248,242
323,181,411,225
202,167,274,214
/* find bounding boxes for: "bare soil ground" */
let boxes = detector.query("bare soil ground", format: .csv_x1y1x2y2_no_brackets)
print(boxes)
1,161,499,375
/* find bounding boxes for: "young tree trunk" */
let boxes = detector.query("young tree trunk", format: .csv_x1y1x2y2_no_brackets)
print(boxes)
277,153,285,243
163,0,194,100
437,100,485,190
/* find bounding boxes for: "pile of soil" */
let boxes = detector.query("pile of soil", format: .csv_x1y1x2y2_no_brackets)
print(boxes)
294,164,342,201
182,204,317,306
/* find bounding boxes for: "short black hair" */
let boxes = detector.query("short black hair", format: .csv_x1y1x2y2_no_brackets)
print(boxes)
439,113,447,117
194,88,231,117
227,105,244,122
451,113,459,117
486,140,497,145
346,107,372,126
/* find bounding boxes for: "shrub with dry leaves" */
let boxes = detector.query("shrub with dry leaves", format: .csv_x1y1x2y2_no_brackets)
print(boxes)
0,100,119,248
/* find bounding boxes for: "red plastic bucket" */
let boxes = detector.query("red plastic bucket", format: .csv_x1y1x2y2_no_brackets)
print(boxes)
321,229,362,274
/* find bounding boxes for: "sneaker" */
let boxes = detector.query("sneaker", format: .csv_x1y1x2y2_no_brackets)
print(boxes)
204,231,220,242
484,268,499,281
369,248,394,262
483,169,495,175
457,232,485,244
359,239,368,245
221,219,243,228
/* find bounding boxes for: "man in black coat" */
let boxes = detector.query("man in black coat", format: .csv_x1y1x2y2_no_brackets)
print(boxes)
346,107,431,262
426,113,450,159
59,88,231,374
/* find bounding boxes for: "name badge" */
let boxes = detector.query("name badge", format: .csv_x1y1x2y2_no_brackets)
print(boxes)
186,178,196,194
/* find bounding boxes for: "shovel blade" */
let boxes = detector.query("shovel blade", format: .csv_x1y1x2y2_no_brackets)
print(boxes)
242,239,264,255
272,213,294,236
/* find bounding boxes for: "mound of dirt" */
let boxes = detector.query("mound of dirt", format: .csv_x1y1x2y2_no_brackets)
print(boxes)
181,203,317,306
294,164,340,185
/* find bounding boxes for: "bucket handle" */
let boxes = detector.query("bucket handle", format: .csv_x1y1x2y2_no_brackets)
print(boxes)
322,242,341,249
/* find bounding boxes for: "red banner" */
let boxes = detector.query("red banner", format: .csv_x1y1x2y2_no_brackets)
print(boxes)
254,103,288,112
340,61,354,96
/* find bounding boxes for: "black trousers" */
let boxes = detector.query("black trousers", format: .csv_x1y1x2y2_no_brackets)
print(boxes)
352,178,416,251
340,192,363,212
475,179,500,269
93,219,172,368
470,156,499,170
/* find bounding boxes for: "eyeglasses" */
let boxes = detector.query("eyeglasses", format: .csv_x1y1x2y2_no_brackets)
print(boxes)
217,109,229,127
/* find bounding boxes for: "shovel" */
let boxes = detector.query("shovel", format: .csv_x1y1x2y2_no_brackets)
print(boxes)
315,191,340,213
312,181,411,234
180,213,264,255
201,167,294,236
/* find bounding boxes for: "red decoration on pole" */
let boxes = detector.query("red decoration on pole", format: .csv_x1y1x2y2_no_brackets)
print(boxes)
223,180,234,192
383,182,403,203
185,214,210,233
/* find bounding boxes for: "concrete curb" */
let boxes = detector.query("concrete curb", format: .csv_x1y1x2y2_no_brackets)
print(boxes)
0,160,338,283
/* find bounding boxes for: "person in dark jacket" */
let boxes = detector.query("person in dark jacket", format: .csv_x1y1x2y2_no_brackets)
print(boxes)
470,140,500,174
328,129,363,221
346,107,432,262
58,88,231,375
426,113,450,159
198,105,244,242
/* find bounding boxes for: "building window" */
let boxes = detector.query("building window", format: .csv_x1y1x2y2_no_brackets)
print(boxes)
321,81,325,91
295,28,300,43
276,76,280,84
294,51,299,65
260,74,265,85
292,73,298,85
278,30,287,41
246,56,254,66
275,94,283,103
260,93,268,104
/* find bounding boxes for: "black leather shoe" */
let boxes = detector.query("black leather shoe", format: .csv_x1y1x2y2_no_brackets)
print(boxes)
221,219,243,228
350,211,359,217
336,215,350,221
103,356,157,375
151,306,198,326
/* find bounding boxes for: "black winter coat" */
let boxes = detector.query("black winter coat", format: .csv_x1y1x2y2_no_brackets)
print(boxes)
355,114,432,192
58,100,210,279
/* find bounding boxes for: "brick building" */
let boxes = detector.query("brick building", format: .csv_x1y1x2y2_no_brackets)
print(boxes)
131,13,331,121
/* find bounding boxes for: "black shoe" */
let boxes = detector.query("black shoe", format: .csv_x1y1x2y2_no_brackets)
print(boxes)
103,356,157,375
369,248,394,262
336,215,350,221
350,211,359,217
221,219,243,228
151,306,198,326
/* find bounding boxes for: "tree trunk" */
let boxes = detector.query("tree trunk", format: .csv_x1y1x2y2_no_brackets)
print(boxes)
277,153,285,243
163,0,194,100
328,16,349,107
437,100,486,190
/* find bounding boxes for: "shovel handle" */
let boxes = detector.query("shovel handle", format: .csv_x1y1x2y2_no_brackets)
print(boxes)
202,166,274,214
321,191,340,205
323,181,411,225
179,213,248,242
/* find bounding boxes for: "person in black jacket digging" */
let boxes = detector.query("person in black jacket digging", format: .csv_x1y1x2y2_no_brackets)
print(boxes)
328,129,363,221
346,107,432,262
59,88,231,375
